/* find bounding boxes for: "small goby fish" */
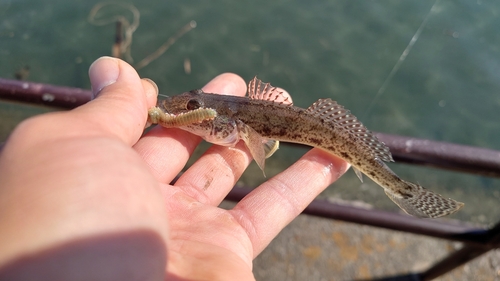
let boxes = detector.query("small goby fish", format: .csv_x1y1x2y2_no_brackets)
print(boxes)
148,77,464,218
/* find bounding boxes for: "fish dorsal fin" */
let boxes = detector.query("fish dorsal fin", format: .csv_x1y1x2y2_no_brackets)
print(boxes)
305,98,394,162
247,77,293,105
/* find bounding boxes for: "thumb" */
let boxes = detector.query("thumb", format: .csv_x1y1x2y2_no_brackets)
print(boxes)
74,57,157,145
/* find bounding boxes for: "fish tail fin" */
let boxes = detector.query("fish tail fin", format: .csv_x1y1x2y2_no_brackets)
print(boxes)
384,180,464,218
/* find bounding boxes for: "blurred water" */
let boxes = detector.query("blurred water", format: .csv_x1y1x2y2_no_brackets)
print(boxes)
1,0,499,223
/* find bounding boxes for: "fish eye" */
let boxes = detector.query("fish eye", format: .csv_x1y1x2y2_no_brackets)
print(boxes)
186,99,203,110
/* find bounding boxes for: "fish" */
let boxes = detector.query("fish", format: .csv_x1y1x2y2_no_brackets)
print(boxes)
147,77,464,218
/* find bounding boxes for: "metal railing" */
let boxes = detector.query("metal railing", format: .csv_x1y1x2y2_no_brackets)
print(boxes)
1,77,499,280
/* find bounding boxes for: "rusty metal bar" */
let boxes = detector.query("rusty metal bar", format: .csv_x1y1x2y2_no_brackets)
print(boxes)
420,244,492,280
0,78,92,109
366,222,500,281
419,221,500,280
376,133,500,178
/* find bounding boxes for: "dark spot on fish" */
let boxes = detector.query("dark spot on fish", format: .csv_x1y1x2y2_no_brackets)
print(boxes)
402,185,411,191
325,145,336,153
340,152,350,160
369,172,376,177
308,137,322,146
261,126,272,136
398,191,413,198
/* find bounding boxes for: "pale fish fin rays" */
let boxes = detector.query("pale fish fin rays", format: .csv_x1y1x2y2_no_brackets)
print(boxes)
384,180,464,218
353,167,364,183
237,121,267,176
247,77,293,106
263,140,279,159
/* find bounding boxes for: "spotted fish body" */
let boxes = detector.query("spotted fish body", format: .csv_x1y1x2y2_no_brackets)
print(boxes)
149,78,464,218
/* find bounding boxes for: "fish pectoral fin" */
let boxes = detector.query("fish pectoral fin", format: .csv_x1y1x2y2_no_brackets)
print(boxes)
264,140,279,159
237,122,267,176
353,167,363,183
384,180,464,218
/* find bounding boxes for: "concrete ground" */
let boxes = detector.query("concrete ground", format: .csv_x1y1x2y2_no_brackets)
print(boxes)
220,201,500,281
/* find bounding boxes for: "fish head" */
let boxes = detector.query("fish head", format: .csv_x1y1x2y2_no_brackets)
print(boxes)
157,90,206,115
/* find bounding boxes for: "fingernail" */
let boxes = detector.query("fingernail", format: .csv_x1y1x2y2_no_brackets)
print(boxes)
142,78,159,96
89,56,120,98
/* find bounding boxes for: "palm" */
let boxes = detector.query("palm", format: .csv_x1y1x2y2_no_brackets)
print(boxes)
162,184,254,280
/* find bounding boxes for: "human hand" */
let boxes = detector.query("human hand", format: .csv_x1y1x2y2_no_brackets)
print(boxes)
0,57,349,281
